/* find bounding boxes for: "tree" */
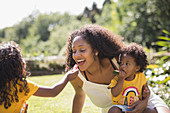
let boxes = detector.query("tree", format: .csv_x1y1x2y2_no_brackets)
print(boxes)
77,2,102,23
95,1,122,34
115,0,170,48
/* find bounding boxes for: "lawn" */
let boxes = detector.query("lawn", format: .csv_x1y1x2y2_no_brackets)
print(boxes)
27,74,101,113
27,74,169,113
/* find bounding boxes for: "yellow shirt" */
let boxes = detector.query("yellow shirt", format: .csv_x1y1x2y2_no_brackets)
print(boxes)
0,80,39,113
110,72,147,106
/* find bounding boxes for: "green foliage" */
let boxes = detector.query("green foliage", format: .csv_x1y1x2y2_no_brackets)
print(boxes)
0,0,170,56
25,56,65,76
20,35,40,57
116,0,170,48
145,61,170,106
155,30,170,52
0,15,35,43
95,2,122,34
0,11,90,57
154,30,170,65
2,27,18,43
15,16,34,40
145,30,170,105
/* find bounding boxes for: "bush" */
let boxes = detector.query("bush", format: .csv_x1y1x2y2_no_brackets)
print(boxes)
25,56,65,76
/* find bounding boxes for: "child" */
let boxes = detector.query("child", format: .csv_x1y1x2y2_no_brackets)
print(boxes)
0,41,78,113
108,43,157,113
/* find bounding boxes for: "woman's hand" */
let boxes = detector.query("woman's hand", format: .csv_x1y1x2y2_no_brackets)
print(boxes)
126,99,147,113
142,83,150,99
126,84,150,113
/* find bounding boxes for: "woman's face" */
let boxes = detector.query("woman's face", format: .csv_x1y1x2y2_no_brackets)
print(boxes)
72,36,96,71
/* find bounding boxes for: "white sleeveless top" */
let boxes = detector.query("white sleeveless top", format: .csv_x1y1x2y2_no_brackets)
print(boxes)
77,58,117,112
78,72,112,110
77,58,169,113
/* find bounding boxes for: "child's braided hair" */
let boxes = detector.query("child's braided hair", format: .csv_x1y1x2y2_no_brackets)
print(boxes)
0,41,30,109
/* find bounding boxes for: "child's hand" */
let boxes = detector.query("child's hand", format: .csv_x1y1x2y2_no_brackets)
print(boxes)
118,69,126,80
67,64,79,81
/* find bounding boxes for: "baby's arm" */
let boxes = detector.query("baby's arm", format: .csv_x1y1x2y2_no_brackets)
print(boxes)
111,70,126,97
33,65,79,97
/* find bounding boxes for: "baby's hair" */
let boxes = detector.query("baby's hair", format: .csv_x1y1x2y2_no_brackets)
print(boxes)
121,43,149,72
0,41,30,109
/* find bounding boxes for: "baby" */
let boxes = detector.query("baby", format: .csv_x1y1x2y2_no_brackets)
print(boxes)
108,43,157,113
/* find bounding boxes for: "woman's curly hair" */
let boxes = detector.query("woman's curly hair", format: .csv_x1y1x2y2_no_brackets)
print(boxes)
65,24,124,72
0,41,30,109
121,43,149,72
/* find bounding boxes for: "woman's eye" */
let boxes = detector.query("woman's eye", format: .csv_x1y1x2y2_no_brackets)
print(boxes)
126,63,129,66
80,49,85,52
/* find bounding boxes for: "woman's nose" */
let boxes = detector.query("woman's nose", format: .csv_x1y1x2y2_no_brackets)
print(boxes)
74,51,81,57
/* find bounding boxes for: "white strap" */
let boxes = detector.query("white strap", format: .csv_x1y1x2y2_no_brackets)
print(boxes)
111,58,119,69
78,71,87,82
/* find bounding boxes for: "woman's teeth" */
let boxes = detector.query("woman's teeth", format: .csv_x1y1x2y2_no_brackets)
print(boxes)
77,59,85,63
77,59,85,65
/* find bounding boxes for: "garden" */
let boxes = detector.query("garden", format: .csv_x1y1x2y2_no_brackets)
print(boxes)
0,0,169,112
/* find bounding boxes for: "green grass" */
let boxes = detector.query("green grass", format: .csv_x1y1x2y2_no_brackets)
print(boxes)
27,74,170,112
27,74,101,113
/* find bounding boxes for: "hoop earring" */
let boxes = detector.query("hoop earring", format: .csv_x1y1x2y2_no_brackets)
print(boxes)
95,52,98,56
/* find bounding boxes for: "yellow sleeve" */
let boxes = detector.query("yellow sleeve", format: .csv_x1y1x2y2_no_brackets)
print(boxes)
110,76,118,88
25,80,39,100
141,73,147,85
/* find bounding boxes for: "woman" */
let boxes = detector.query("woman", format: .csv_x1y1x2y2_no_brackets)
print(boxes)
65,24,169,113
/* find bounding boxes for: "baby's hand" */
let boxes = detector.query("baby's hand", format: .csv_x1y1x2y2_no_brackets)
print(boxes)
67,64,79,81
118,69,126,80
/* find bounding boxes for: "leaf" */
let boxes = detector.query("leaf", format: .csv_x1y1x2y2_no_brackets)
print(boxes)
160,76,170,84
156,41,168,47
158,36,170,41
162,30,170,35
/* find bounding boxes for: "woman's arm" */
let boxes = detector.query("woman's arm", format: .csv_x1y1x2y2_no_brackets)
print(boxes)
33,69,78,97
71,76,86,113
148,88,170,113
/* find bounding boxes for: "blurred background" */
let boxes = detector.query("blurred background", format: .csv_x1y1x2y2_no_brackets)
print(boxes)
0,0,169,108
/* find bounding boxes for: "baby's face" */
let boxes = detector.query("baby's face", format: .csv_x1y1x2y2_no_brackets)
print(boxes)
119,54,140,80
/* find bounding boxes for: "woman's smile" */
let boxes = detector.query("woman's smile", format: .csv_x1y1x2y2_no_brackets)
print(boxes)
77,59,86,66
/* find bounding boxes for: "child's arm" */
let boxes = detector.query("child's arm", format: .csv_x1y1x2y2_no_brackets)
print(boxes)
33,65,79,97
111,70,126,97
